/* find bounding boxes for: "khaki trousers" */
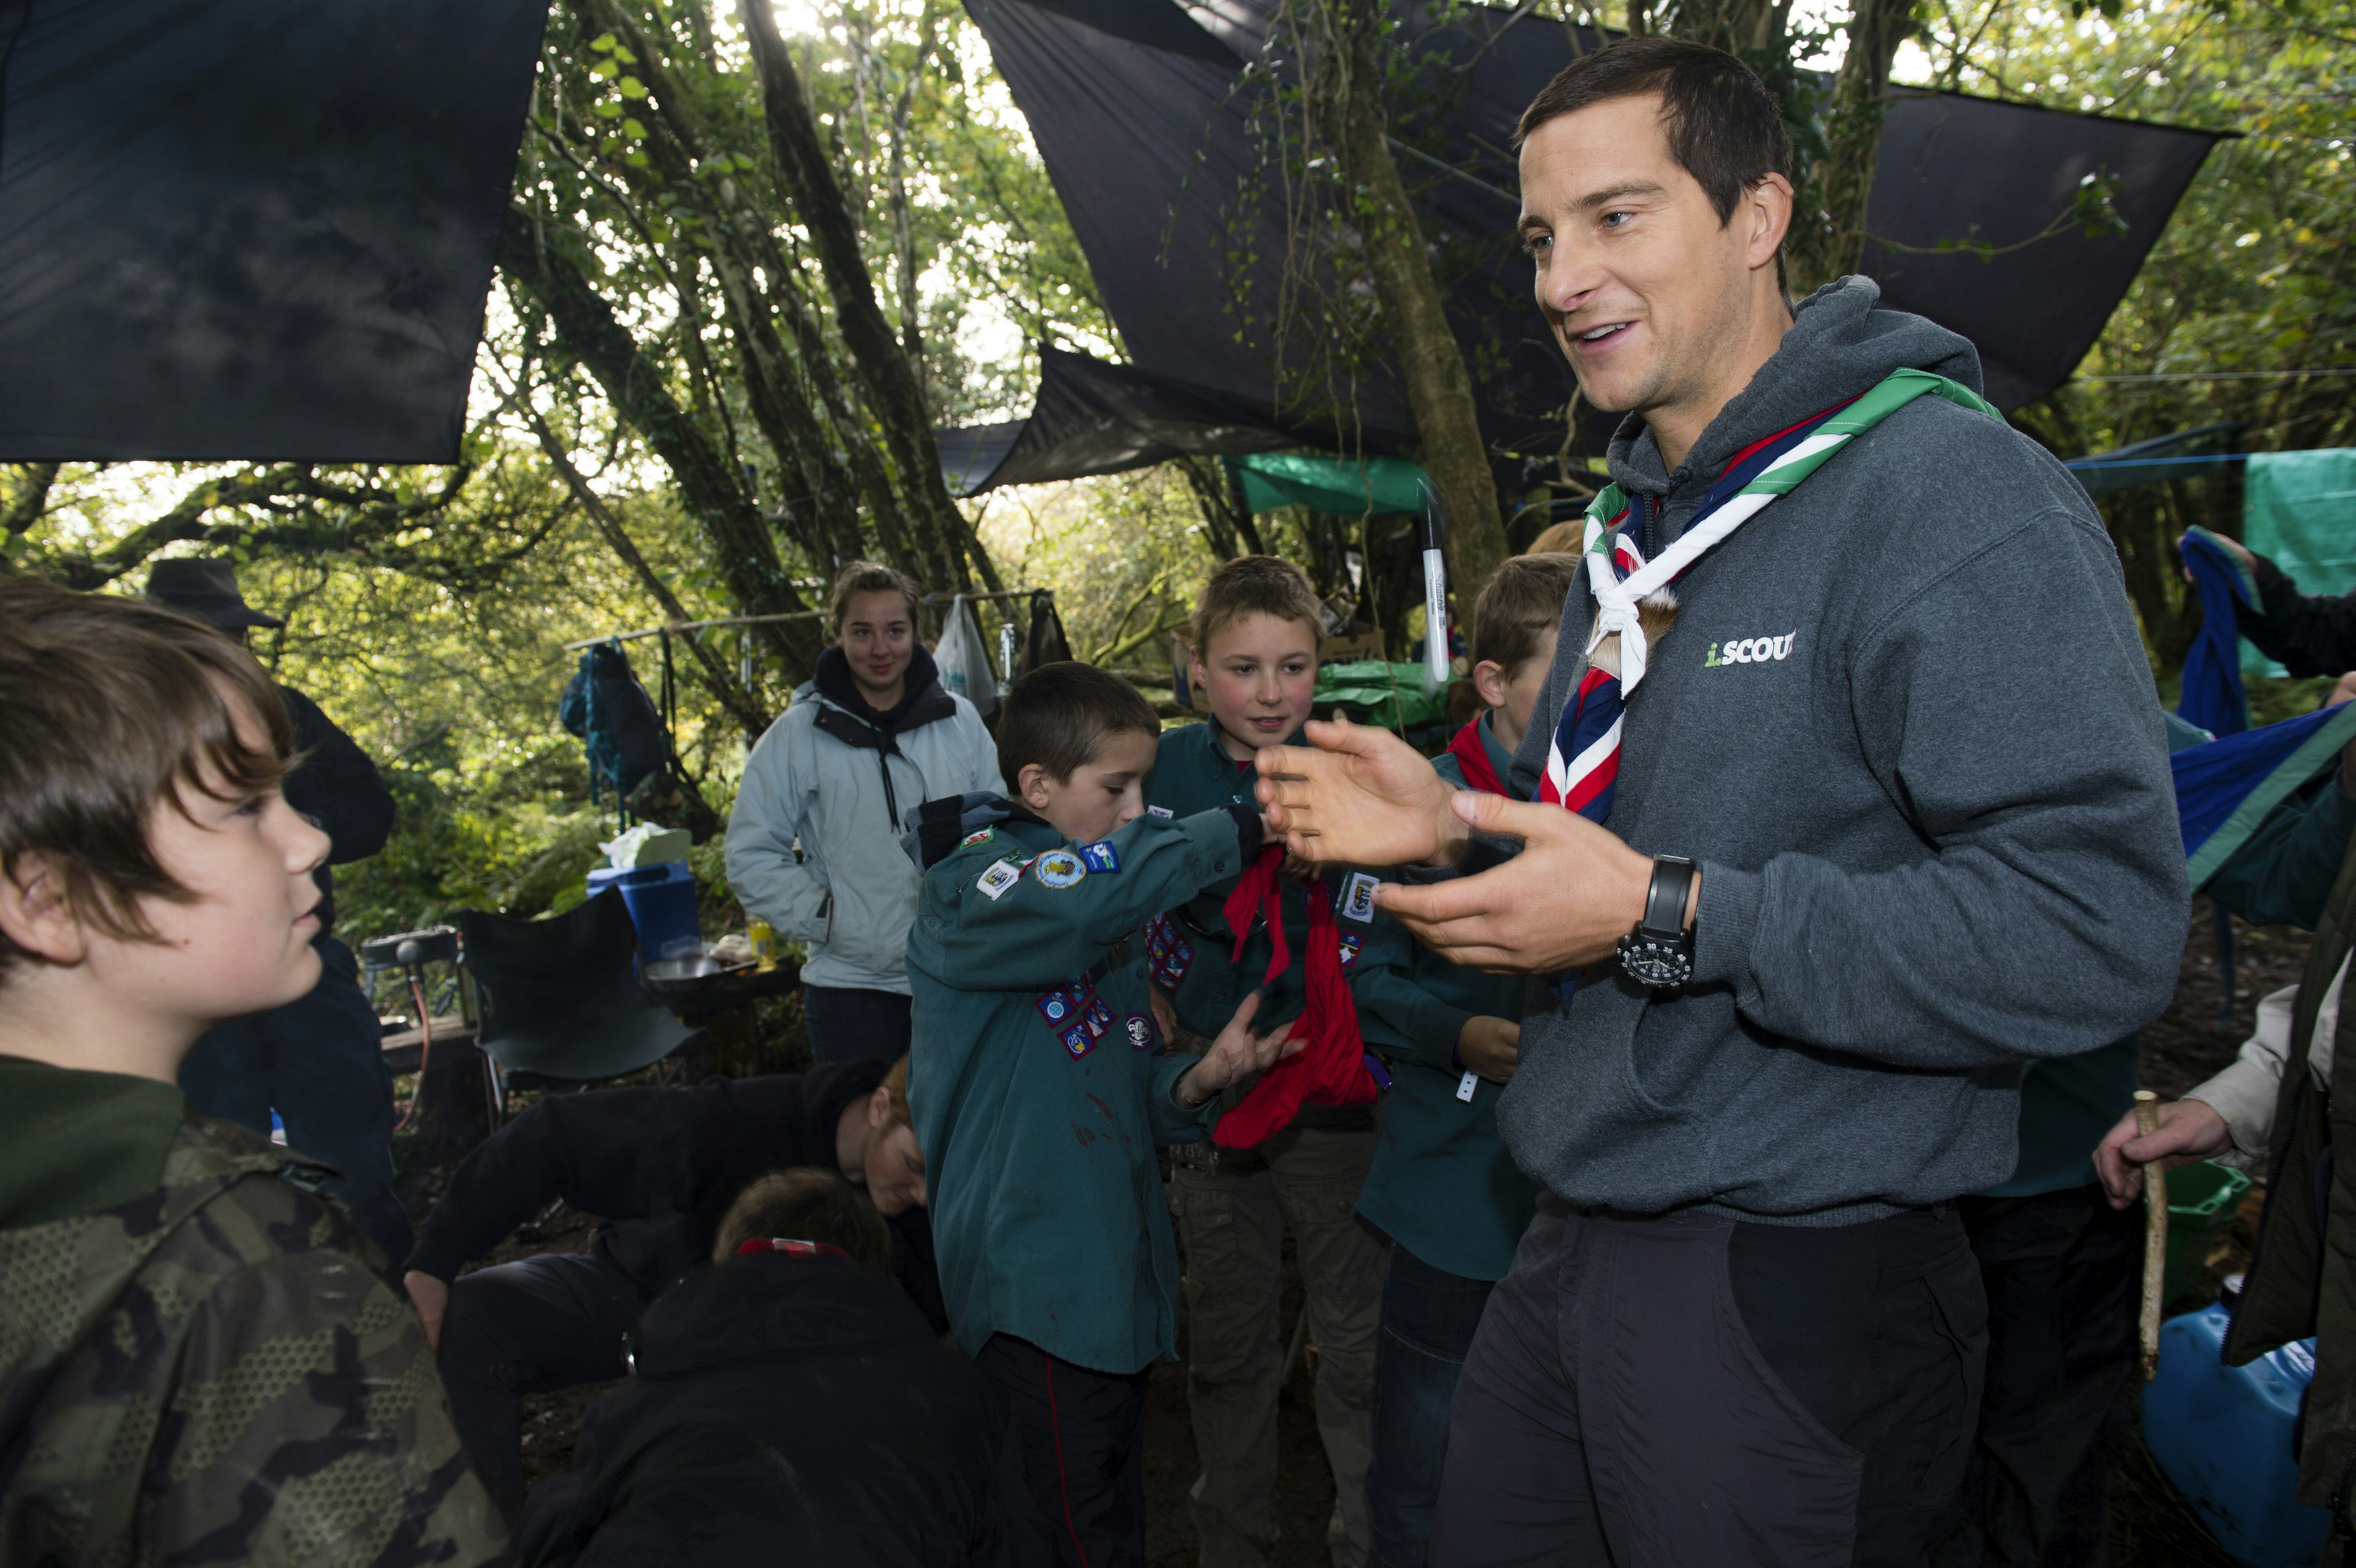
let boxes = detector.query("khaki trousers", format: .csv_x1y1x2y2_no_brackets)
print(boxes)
1170,1123,1389,1568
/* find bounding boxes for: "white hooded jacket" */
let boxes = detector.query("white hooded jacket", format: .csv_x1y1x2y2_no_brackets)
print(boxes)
726,647,1003,994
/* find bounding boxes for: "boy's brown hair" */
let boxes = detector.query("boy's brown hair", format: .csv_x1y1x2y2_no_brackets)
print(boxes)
878,1053,912,1130
712,1167,895,1270
828,561,923,637
0,577,293,984
1188,555,1323,658
993,661,1160,786
1525,519,1582,556
1472,554,1579,677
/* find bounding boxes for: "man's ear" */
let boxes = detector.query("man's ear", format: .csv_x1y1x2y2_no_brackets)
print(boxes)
1017,762,1056,812
866,1083,894,1131
1472,659,1512,711
0,853,89,967
1745,173,1795,272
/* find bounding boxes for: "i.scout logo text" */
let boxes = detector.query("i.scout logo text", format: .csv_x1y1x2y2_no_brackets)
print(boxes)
1705,632,1796,667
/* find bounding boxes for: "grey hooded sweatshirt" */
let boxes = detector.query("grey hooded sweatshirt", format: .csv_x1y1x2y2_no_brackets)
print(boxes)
1491,277,2187,1224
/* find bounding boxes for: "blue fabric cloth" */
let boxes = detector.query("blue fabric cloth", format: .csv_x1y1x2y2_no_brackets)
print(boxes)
2177,701,2356,888
2177,527,2257,736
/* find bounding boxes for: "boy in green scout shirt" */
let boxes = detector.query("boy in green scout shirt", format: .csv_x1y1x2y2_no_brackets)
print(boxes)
1147,555,1393,1568
0,577,504,1565
1347,555,1568,1568
905,661,1301,1568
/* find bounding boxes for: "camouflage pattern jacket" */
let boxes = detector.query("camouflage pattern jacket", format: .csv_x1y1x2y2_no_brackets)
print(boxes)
0,1074,505,1567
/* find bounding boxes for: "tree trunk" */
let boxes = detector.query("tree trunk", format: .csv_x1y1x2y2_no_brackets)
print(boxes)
524,406,776,735
581,0,933,586
498,207,822,678
1306,0,1507,628
738,0,998,594
1787,0,1914,291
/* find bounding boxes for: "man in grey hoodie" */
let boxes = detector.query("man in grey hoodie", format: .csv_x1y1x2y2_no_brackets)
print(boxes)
1254,37,2187,1566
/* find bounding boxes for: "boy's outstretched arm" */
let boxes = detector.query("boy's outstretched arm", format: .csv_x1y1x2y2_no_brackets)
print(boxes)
917,807,1260,994
1148,991,1305,1142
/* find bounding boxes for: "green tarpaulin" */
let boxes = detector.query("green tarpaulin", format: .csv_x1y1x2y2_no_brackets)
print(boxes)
2243,448,2356,675
1231,452,1428,517
1314,660,1449,733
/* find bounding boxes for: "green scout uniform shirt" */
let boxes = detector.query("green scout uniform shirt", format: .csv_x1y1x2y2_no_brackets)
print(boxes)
1144,721,1395,1129
1350,717,1541,1281
906,804,1243,1375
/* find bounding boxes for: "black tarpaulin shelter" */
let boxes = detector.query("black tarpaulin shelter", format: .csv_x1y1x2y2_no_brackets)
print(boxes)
1865,91,2226,412
944,0,2228,492
0,0,549,462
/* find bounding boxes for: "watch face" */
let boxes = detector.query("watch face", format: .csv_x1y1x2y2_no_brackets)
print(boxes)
1617,933,1693,990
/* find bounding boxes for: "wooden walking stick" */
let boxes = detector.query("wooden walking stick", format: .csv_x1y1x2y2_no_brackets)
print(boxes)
2136,1090,2169,1381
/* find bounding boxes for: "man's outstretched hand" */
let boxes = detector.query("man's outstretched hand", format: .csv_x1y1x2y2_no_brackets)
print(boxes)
1177,991,1303,1108
1255,715,1462,867
1378,791,1658,974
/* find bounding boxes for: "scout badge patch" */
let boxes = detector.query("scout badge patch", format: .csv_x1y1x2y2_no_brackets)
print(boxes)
1035,850,1087,888
1060,1022,1095,1057
1338,931,1362,970
1036,988,1076,1026
1125,1012,1157,1051
1147,804,1174,817
1145,914,1194,986
976,859,1022,901
1342,872,1379,923
962,827,996,847
1079,840,1122,873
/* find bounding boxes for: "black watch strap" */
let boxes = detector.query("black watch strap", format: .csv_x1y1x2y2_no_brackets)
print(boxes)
1640,855,1695,939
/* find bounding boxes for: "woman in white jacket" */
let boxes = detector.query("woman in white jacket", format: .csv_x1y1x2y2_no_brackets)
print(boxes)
726,563,1003,1064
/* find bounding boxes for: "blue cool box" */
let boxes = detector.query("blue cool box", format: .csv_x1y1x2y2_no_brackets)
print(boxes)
584,861,701,963
2142,1297,2328,1567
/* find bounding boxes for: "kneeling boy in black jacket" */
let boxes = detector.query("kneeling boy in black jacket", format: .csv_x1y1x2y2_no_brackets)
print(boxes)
517,1168,1041,1567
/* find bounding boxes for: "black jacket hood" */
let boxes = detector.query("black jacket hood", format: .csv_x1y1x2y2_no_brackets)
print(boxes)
812,644,953,737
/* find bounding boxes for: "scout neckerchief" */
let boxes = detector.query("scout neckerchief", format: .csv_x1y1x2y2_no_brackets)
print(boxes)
1540,368,2000,821
1211,738,1379,1147
734,1237,851,1260
1444,716,1509,799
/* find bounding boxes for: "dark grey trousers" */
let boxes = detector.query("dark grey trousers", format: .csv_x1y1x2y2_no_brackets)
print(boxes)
1432,1197,1987,1567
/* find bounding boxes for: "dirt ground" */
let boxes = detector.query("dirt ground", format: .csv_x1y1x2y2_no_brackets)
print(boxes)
392,906,2305,1567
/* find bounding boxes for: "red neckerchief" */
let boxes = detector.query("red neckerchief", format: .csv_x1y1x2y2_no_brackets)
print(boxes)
1444,718,1507,798
1211,847,1377,1150
734,1237,850,1260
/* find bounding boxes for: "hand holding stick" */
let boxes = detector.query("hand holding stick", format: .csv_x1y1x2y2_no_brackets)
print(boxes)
2136,1090,2169,1382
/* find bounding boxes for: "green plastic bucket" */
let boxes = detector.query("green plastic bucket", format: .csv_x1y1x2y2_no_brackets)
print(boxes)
2163,1161,2252,1305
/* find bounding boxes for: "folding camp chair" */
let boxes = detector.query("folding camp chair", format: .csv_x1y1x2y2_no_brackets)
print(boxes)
458,888,702,1118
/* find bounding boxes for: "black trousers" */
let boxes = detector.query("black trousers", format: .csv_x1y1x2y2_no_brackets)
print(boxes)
1930,1185,2141,1568
972,1334,1151,1568
1433,1198,1987,1567
803,984,914,1067
436,1250,652,1522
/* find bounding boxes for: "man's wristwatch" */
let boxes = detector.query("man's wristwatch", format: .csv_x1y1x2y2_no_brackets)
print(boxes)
1617,855,1696,990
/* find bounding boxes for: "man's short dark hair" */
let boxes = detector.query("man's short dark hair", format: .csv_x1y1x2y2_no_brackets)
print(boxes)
995,661,1160,786
1516,37,1792,281
713,1167,894,1270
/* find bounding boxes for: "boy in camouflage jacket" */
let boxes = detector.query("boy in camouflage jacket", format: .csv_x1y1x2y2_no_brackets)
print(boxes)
0,576,503,1566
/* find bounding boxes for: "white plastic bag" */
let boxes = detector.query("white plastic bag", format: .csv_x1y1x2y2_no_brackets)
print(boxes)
933,594,999,719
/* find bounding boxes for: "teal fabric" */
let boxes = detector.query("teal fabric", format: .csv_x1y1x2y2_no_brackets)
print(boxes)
906,807,1237,1374
2242,448,2356,676
1350,734,1541,1281
1231,452,1428,517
